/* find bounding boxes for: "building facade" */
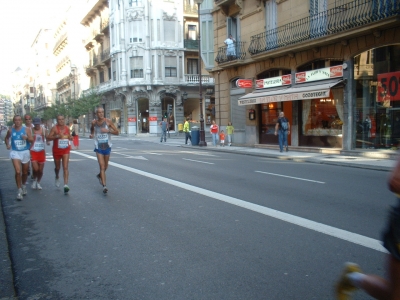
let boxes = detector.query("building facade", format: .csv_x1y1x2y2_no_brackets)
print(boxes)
212,0,400,151
82,0,215,135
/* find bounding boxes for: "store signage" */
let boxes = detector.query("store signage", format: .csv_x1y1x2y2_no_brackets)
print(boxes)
236,79,253,88
256,75,291,89
377,71,400,102
149,117,158,122
295,66,343,83
238,89,330,106
128,117,136,123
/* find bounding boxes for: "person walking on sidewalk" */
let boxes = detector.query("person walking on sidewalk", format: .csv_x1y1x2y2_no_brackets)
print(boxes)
219,130,225,147
210,120,219,146
4,115,33,200
183,117,191,145
226,122,234,146
47,114,72,195
90,106,119,194
275,112,290,152
159,117,168,143
30,117,47,190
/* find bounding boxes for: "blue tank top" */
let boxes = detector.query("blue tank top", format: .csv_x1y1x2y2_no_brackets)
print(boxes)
11,127,30,151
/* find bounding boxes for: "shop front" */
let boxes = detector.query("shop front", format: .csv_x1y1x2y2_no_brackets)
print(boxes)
239,66,345,148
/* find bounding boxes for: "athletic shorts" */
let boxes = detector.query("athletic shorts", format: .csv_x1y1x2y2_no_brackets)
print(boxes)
94,147,111,156
30,150,46,164
53,152,70,160
9,150,30,164
383,198,400,260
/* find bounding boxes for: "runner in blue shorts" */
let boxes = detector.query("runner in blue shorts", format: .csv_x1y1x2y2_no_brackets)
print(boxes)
89,107,119,194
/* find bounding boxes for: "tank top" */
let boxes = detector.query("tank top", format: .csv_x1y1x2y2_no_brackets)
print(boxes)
11,127,30,151
52,125,70,151
30,127,45,152
94,120,112,150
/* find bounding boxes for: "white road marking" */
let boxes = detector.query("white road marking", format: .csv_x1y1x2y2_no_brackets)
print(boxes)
255,171,325,184
73,151,387,253
115,147,129,150
113,152,147,160
148,153,163,155
182,158,214,165
179,151,217,157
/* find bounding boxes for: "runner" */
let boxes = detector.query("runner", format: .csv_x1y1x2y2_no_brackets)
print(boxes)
23,114,34,180
89,107,119,194
47,114,72,194
30,117,47,190
4,115,33,200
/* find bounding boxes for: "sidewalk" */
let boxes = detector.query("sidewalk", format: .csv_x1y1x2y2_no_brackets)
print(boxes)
117,133,397,172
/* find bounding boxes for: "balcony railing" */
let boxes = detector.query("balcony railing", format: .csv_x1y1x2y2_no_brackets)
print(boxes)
184,74,215,84
215,41,246,64
101,48,110,62
248,0,400,55
57,76,70,88
184,39,199,50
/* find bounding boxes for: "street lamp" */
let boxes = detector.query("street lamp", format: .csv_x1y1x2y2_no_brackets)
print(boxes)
196,0,207,146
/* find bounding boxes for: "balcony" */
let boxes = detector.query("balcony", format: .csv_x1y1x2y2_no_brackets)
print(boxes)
248,0,400,56
184,0,198,15
215,41,247,64
101,18,109,32
53,33,68,55
184,39,199,50
184,74,215,85
101,48,110,62
57,76,70,89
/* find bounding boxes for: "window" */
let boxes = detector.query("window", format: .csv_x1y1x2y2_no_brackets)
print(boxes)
187,59,198,74
188,25,196,40
164,20,175,41
165,57,177,77
99,70,104,83
129,0,142,6
108,67,111,81
130,20,143,43
112,60,116,81
130,57,144,78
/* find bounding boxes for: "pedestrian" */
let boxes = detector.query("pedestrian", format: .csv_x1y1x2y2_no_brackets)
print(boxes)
335,155,400,300
275,111,290,152
90,106,119,194
70,119,80,150
183,117,191,145
226,122,234,146
159,117,167,143
210,120,219,146
219,130,225,147
30,117,46,190
4,115,33,200
47,114,72,194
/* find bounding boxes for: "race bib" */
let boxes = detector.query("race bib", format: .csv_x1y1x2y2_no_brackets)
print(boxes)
14,140,26,150
58,139,69,149
32,142,45,151
97,133,109,144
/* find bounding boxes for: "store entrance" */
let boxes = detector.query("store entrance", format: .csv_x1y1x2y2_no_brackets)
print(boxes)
138,98,149,133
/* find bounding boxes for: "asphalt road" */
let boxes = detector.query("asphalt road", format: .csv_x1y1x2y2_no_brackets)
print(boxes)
0,137,394,299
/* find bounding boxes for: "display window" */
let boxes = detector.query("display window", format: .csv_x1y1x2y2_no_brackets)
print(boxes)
354,45,400,149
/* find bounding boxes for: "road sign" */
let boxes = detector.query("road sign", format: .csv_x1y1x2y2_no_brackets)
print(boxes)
236,79,253,88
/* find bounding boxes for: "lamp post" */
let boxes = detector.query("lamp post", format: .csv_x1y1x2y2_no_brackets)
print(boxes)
195,0,207,146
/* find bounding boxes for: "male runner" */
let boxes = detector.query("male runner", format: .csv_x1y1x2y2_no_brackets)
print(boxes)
90,107,119,194
30,117,47,190
4,115,33,200
23,114,34,179
47,115,72,194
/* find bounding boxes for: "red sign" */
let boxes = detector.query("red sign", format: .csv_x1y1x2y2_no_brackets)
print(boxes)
236,79,253,88
330,66,343,78
377,71,400,102
295,72,307,83
128,117,136,123
149,117,158,122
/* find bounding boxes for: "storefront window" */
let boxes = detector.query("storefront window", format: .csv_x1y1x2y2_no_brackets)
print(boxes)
302,89,343,136
354,45,400,149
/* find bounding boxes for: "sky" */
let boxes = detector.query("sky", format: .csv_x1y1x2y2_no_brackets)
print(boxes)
0,0,70,96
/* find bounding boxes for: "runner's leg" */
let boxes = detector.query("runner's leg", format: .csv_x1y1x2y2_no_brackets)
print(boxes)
12,159,22,189
62,154,70,185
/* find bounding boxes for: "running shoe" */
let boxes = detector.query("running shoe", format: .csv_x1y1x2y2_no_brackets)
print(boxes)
64,185,70,194
335,262,362,300
17,189,23,201
31,180,37,189
103,186,108,194
96,174,102,186
22,185,27,195
55,178,60,187
36,183,42,190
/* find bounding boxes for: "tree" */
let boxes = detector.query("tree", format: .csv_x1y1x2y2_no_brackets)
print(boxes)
74,89,101,117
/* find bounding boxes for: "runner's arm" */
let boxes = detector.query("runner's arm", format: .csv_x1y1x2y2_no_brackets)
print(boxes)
4,129,11,150
106,119,119,135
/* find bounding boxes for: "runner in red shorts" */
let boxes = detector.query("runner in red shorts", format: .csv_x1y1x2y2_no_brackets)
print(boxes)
30,117,47,190
47,115,72,194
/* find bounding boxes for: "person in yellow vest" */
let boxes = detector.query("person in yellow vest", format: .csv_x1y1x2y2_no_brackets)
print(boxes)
183,118,191,145
226,122,234,146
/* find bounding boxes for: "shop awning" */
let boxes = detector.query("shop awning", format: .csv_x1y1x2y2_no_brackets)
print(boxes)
238,79,344,106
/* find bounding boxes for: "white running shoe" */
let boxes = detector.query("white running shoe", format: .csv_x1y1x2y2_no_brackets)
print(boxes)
17,189,23,200
55,178,60,187
64,185,70,194
22,185,27,195
103,186,108,194
31,180,37,189
36,183,42,190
